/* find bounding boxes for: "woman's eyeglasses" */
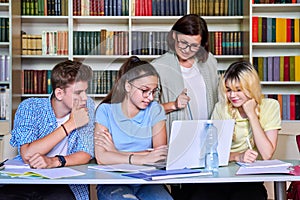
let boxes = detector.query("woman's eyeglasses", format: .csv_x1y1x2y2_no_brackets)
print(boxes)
129,83,159,98
176,35,201,52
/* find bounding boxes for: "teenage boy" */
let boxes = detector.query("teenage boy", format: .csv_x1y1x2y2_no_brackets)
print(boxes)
0,60,95,199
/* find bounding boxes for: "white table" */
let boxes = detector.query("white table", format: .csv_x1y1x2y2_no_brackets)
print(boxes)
1,161,299,200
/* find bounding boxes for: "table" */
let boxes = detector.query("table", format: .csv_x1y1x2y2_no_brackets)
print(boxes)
1,161,300,200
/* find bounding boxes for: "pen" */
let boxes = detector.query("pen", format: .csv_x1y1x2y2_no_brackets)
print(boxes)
184,92,193,120
0,159,8,167
246,137,253,150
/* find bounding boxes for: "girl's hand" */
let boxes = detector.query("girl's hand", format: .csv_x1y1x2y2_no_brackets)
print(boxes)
238,149,258,163
242,99,257,118
143,145,168,164
94,129,117,152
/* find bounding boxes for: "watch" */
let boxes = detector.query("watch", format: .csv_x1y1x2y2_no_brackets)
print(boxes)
55,155,66,167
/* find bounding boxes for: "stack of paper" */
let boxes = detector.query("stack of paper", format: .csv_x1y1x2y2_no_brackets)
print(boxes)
236,159,293,175
123,168,212,181
0,159,85,179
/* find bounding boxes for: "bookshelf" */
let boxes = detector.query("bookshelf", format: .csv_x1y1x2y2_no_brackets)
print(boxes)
9,0,300,150
250,1,300,133
0,0,20,161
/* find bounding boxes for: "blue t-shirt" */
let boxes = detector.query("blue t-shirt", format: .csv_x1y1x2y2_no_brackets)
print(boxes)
95,101,166,152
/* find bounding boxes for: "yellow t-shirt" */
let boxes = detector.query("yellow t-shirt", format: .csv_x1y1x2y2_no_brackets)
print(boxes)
211,98,281,153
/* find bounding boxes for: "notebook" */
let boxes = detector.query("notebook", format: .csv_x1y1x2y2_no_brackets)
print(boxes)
165,120,235,170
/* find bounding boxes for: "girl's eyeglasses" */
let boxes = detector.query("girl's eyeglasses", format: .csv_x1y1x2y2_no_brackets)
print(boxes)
129,83,159,98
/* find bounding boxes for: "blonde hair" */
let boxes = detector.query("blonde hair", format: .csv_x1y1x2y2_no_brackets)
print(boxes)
219,61,263,119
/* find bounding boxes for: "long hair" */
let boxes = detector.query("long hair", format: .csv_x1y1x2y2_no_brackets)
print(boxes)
101,56,160,104
219,60,263,118
167,14,209,62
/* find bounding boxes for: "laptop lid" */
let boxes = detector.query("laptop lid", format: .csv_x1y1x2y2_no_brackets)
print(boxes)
166,120,235,170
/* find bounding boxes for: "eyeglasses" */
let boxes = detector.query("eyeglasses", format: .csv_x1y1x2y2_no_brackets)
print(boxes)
129,83,159,98
177,40,201,52
176,34,201,52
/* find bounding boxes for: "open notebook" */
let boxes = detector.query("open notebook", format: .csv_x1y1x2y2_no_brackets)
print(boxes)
145,120,235,170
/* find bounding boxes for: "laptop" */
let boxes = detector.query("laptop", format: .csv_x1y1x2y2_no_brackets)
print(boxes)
165,120,235,170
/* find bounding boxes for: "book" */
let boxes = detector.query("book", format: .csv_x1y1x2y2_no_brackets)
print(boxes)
122,168,212,181
295,55,300,81
236,159,294,175
276,18,286,42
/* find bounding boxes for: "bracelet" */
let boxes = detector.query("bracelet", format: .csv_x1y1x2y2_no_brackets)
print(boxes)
61,124,68,136
128,154,134,165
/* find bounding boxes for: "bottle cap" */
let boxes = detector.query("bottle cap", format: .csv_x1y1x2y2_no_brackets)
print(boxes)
206,120,213,124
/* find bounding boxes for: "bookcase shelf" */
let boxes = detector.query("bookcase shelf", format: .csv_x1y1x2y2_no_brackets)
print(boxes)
21,16,69,23
252,4,300,13
251,0,300,122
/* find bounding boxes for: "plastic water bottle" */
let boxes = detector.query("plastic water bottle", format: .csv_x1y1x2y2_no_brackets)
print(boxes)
204,120,219,175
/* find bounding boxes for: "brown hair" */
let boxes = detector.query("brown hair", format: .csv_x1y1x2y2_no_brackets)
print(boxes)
167,14,209,62
101,56,160,104
51,60,93,92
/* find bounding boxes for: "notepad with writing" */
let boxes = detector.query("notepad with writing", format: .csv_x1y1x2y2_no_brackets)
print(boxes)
123,168,212,181
236,159,295,175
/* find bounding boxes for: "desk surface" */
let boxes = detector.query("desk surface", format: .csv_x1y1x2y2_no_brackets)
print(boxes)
1,161,300,184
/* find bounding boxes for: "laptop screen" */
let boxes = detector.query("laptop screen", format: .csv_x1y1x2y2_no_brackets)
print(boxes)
166,120,235,170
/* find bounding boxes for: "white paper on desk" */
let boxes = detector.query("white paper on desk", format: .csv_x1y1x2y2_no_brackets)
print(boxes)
236,159,292,168
236,166,292,175
236,159,293,175
1,167,85,179
4,159,30,169
88,164,156,172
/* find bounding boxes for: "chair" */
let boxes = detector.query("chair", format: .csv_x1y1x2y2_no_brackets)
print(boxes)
286,135,300,200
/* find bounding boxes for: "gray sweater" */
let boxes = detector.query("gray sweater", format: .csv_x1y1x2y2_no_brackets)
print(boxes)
151,51,219,139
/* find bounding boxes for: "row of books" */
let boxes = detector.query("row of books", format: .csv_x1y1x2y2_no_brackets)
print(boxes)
21,0,68,16
209,31,244,56
22,69,119,95
73,30,169,56
254,0,300,3
132,0,187,16
253,56,300,81
252,17,300,43
89,70,118,95
190,0,243,16
0,55,9,82
0,86,9,120
0,18,9,43
131,31,168,55
0,0,9,3
267,94,300,120
22,70,51,94
73,30,128,56
22,31,68,55
73,0,129,16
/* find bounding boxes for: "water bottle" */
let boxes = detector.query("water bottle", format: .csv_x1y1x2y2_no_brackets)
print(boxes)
204,120,219,174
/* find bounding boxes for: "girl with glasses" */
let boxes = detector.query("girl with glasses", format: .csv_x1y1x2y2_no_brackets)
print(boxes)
94,56,172,200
